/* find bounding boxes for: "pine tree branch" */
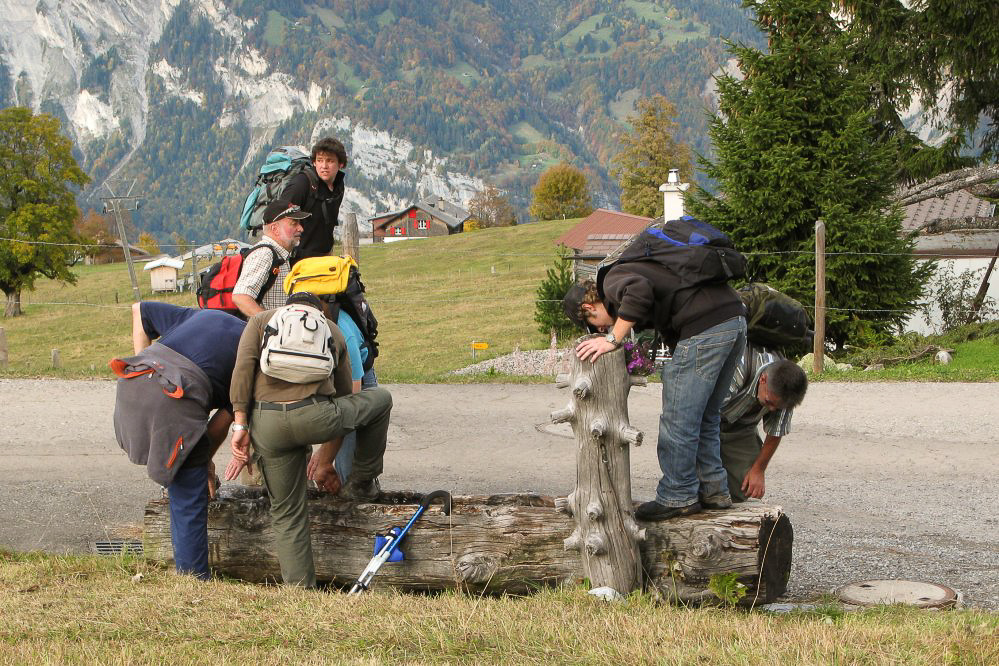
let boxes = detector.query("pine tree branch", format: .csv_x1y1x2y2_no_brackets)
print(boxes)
894,164,999,206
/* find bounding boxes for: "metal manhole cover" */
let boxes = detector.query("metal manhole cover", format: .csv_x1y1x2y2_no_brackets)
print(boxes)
93,539,143,556
836,579,958,608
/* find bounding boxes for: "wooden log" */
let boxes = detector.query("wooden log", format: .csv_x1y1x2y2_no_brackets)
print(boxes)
555,334,643,594
143,489,792,602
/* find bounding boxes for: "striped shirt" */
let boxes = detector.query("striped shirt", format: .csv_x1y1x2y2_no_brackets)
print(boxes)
721,344,793,437
232,235,291,311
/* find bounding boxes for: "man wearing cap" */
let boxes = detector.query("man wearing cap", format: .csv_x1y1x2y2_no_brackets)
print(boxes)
232,199,311,319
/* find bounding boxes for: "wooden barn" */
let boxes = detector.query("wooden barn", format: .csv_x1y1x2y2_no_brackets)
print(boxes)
369,196,471,243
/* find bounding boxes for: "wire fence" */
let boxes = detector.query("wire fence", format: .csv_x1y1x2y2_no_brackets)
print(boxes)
0,235,991,260
4,235,997,318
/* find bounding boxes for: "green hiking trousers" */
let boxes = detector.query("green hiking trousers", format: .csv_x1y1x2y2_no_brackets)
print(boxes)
250,387,392,587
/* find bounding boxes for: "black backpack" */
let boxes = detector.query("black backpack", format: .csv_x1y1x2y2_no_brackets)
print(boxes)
739,283,813,350
326,267,379,373
596,215,747,298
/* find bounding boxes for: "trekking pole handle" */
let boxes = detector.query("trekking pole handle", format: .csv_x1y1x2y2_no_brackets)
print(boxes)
420,490,452,515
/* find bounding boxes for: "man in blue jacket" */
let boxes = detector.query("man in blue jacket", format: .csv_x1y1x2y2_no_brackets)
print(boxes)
111,302,245,580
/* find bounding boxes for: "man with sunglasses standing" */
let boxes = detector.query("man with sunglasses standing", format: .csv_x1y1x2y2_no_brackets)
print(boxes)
232,200,310,319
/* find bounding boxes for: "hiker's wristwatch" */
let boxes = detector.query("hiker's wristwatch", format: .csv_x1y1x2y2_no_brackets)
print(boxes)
231,424,248,432
604,333,622,347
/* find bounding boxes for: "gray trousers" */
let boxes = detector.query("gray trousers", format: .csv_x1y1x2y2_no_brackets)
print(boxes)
250,387,392,587
719,421,762,503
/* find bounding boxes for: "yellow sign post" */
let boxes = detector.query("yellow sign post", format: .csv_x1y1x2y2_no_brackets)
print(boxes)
471,341,489,360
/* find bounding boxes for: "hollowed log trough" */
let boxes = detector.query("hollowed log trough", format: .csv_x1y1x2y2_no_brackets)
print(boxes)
143,488,792,602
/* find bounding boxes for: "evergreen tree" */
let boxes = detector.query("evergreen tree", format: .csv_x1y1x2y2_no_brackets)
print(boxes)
687,0,931,349
611,95,693,218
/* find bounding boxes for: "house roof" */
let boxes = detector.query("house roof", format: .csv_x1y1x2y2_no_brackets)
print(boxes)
556,209,652,250
903,189,998,257
369,196,471,231
144,257,184,271
579,234,634,259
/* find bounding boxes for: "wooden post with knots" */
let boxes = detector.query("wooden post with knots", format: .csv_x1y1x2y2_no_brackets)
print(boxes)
552,334,645,595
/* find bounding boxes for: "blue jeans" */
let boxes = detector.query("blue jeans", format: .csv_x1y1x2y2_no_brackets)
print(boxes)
168,463,210,580
655,316,747,507
335,367,378,483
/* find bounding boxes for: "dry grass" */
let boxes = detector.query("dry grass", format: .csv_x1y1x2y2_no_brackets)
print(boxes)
1,552,996,664
0,221,578,382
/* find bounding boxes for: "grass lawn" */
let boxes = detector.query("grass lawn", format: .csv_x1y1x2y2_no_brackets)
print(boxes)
0,221,577,382
0,552,995,664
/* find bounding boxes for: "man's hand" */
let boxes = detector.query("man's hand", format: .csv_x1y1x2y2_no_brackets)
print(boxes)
224,429,253,481
742,467,765,499
311,463,342,494
575,337,617,363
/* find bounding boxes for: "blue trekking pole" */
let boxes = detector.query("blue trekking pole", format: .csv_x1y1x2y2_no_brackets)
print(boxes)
348,490,452,595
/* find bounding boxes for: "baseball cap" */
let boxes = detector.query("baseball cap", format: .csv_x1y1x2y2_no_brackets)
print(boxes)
263,200,311,225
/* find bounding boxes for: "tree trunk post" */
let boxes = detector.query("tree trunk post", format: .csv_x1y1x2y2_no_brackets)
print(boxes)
51,349,60,370
0,327,7,369
967,239,999,324
343,213,359,263
4,290,21,318
552,334,644,595
813,219,826,374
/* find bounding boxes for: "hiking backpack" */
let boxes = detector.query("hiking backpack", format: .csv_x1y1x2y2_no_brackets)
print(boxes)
595,215,747,298
283,255,379,372
259,303,337,383
196,244,284,319
738,282,813,350
239,146,319,234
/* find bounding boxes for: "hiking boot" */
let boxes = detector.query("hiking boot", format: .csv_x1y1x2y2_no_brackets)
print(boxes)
699,493,733,510
635,500,702,521
342,477,381,501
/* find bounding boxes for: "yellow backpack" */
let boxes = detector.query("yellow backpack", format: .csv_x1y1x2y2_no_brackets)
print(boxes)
284,255,357,296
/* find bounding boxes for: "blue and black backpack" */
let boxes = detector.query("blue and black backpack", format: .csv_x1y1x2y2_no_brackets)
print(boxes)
239,146,319,234
595,215,747,298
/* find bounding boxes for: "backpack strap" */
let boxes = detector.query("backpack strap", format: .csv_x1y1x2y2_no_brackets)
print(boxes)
246,244,285,305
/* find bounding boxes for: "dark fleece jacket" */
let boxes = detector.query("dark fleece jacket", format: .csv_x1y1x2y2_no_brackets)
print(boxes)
601,261,744,349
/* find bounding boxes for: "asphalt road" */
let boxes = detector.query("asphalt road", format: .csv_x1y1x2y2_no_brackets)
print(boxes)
1,379,996,607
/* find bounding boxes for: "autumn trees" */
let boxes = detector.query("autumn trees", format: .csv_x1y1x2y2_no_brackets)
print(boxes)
611,95,693,218
529,164,593,221
0,108,89,317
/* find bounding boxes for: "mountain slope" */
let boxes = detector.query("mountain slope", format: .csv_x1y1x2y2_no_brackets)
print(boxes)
0,0,761,242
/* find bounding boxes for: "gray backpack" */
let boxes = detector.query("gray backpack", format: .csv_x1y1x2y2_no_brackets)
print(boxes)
259,304,336,383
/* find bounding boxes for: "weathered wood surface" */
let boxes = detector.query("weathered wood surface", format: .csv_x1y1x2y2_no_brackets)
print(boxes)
553,335,643,594
144,489,792,602
895,163,999,207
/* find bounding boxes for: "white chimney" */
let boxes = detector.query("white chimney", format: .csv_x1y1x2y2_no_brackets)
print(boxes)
658,169,690,221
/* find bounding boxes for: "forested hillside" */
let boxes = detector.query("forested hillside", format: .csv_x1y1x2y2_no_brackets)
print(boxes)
1,0,761,243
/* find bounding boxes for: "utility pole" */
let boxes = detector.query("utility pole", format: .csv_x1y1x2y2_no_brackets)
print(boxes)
101,181,143,303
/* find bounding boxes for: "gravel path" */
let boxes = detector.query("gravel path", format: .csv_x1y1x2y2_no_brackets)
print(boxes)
1,377,996,608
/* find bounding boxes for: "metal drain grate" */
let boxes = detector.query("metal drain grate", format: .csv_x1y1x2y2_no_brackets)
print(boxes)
93,539,143,556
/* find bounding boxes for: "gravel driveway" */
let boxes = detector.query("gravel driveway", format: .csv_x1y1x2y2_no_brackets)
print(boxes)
1,378,996,608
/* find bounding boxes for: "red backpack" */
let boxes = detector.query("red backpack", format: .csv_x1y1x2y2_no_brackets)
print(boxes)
196,244,283,318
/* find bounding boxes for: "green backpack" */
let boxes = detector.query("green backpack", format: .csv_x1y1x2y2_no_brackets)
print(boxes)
739,283,813,350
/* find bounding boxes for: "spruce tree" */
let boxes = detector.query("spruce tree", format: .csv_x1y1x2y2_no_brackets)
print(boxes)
687,0,931,349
